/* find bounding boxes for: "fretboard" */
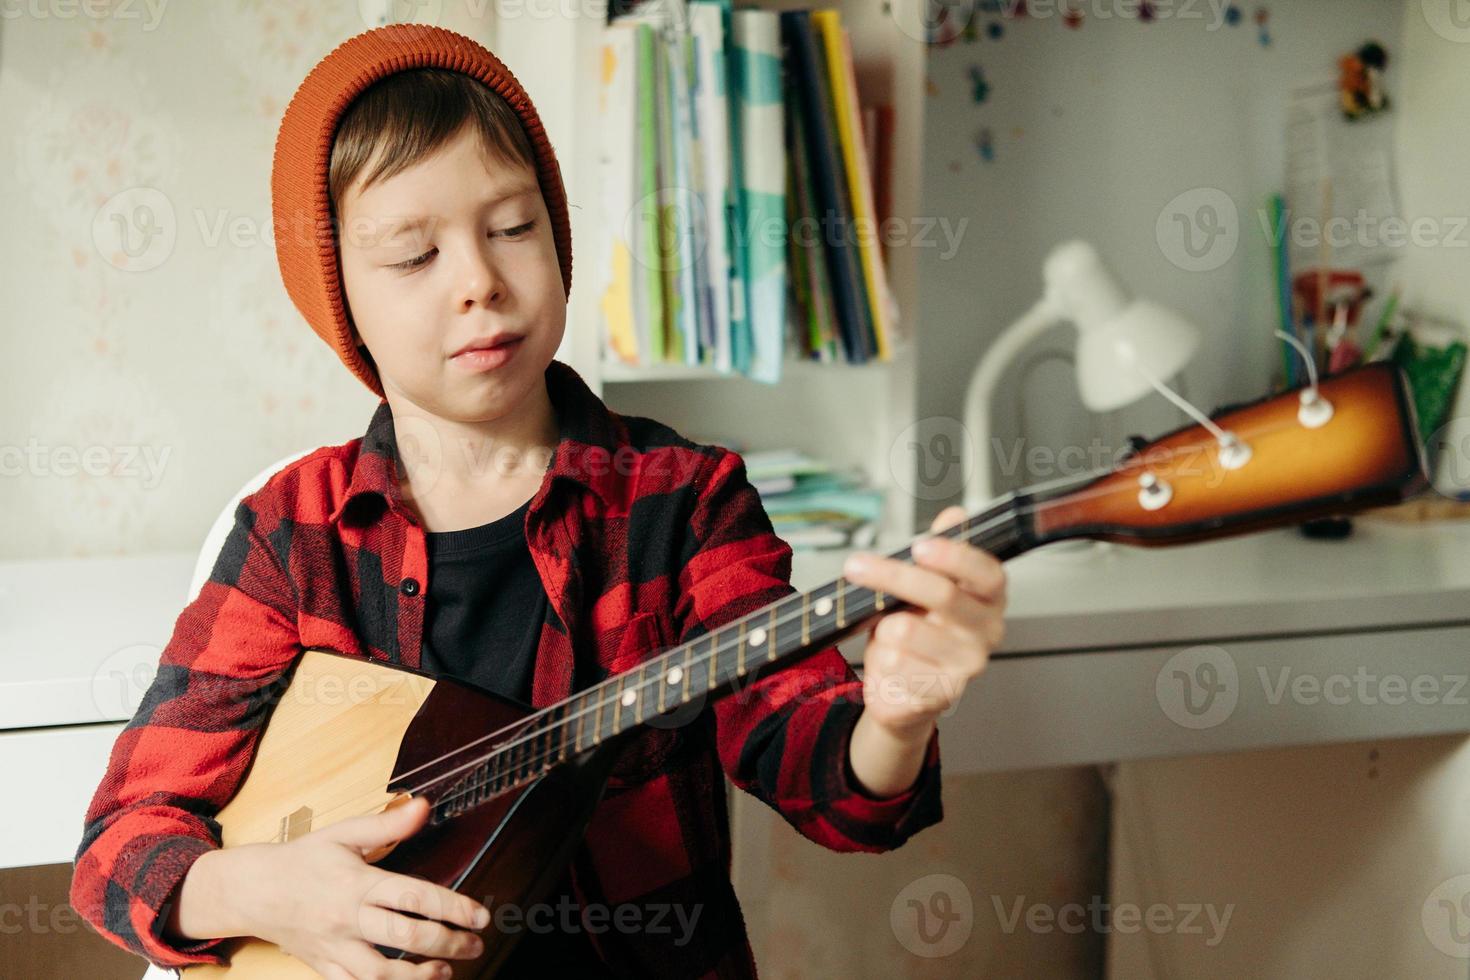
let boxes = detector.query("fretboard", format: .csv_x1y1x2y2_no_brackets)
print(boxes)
429,497,1031,822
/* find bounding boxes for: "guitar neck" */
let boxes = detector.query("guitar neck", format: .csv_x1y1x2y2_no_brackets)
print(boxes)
427,496,1034,821
426,363,1430,822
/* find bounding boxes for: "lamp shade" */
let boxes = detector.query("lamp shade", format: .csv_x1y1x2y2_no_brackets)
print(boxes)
1042,241,1202,412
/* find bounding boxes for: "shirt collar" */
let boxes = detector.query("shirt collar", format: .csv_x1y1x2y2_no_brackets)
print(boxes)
328,358,622,526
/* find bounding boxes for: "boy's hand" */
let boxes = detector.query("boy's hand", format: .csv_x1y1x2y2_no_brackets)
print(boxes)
845,505,1006,742
192,795,489,980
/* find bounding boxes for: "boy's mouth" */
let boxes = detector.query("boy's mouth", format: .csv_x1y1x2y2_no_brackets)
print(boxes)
451,332,525,358
450,334,525,373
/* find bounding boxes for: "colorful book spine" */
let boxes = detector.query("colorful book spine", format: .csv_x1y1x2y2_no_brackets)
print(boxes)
815,11,898,360
731,9,787,384
780,10,875,364
689,0,734,374
595,25,641,365
633,23,664,362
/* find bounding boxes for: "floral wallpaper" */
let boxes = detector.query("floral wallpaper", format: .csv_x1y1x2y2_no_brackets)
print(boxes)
1,1,478,560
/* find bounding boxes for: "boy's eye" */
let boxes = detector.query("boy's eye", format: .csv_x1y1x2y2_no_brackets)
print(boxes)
493,220,536,239
391,249,435,271
387,221,535,271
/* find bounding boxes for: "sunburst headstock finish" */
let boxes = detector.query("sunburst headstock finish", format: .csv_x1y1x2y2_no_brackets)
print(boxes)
1027,362,1429,547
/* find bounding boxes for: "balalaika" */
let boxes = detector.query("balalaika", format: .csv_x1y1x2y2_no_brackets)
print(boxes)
184,362,1429,977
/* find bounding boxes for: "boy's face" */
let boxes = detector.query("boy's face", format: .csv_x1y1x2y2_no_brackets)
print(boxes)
336,124,566,419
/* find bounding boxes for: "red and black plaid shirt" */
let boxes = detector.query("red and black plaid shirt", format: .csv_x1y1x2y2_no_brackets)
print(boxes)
70,358,944,977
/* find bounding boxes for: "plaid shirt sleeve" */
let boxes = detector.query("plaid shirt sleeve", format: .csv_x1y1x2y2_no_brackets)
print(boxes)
674,448,943,853
69,493,302,969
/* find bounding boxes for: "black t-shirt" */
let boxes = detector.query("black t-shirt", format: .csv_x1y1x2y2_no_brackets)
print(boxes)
421,499,613,976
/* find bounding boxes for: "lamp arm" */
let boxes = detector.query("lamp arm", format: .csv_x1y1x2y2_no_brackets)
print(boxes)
963,297,1063,512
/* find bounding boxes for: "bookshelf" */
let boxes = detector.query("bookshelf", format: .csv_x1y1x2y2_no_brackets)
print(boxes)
501,2,930,541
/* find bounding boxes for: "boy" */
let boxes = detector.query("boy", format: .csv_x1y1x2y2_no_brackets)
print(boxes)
70,24,1006,980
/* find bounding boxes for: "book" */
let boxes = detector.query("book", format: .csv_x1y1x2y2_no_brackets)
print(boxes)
815,11,899,360
595,24,642,365
732,9,788,384
780,10,876,363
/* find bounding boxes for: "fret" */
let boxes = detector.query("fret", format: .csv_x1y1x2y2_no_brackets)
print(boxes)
738,618,747,676
682,641,692,703
875,588,886,611
838,578,846,627
656,659,667,714
634,665,647,724
612,674,626,737
708,633,718,691
574,693,585,753
593,685,604,745
802,592,810,646
767,604,777,662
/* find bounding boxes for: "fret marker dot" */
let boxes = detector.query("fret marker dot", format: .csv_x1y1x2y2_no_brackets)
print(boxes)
815,597,833,616
666,666,683,685
620,690,636,707
749,628,766,647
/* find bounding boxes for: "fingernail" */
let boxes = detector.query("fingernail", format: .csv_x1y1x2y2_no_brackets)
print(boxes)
914,537,939,559
845,554,869,577
474,907,490,928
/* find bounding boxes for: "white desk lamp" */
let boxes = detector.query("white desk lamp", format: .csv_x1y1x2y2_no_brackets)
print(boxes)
962,240,1203,516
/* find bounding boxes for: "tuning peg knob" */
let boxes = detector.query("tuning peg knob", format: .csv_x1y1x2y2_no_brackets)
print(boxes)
1138,471,1173,511
1298,387,1335,429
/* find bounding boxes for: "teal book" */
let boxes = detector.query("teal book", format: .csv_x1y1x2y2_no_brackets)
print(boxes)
731,9,788,383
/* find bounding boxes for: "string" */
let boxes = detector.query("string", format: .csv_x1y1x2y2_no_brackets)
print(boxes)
262,409,1313,839
269,493,1033,839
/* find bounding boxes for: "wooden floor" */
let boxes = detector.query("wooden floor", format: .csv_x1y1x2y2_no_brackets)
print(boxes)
1,862,144,980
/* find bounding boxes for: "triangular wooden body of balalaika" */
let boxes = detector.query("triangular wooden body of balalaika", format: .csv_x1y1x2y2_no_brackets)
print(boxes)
181,647,624,979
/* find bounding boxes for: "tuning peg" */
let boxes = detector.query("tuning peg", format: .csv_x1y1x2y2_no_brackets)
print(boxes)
1298,387,1335,429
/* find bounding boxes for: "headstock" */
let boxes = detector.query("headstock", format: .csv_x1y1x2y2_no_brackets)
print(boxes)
1027,362,1430,547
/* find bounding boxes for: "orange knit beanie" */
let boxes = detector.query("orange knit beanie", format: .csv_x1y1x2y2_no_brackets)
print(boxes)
271,24,573,398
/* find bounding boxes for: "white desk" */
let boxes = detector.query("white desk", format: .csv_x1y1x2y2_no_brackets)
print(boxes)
792,519,1470,774
10,519,1470,868
0,553,195,870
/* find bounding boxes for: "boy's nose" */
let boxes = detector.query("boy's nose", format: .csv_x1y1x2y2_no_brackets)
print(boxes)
457,246,507,310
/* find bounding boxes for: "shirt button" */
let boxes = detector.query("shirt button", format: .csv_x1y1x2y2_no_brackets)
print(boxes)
400,577,420,596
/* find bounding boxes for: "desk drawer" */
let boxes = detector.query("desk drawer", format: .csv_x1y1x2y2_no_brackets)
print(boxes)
0,722,125,870
941,624,1470,773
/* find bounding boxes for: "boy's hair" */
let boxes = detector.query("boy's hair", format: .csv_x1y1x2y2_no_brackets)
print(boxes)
328,66,538,218
326,67,540,375
270,25,573,398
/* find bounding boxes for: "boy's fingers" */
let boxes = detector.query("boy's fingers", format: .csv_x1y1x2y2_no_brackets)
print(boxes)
330,795,430,852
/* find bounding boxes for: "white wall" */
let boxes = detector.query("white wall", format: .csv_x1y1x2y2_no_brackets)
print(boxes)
916,0,1406,512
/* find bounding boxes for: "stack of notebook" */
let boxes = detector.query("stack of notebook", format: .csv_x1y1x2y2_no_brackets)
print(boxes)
743,448,884,550
594,2,899,384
